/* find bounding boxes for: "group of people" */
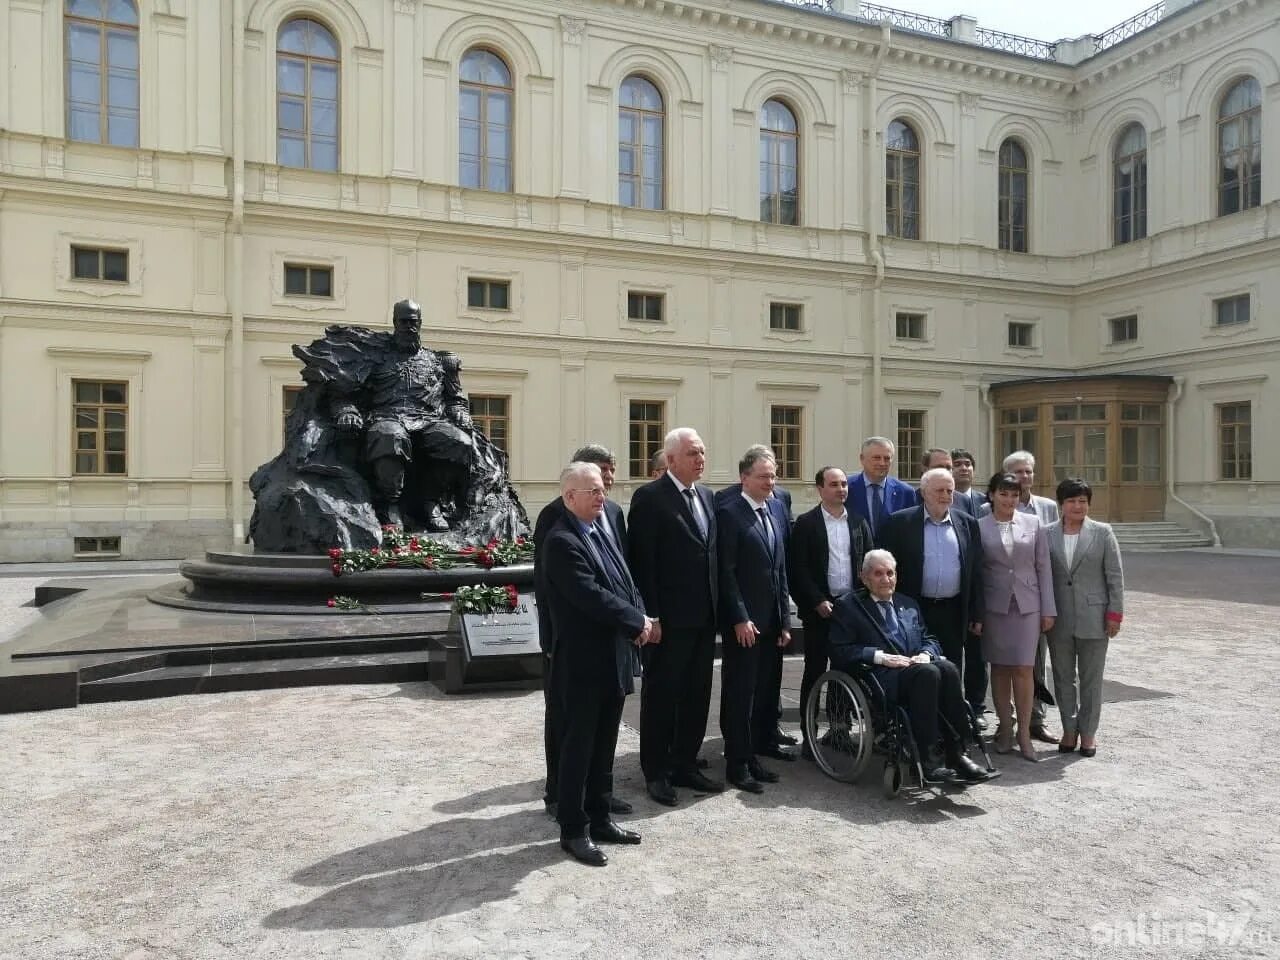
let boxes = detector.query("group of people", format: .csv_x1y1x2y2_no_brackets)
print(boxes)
534,431,1125,866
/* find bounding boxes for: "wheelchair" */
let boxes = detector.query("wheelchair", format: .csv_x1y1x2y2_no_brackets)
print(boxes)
803,665,995,798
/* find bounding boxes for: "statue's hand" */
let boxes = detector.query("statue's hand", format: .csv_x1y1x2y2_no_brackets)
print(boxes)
336,411,363,432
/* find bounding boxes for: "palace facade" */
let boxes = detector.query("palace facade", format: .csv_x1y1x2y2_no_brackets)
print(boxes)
0,0,1276,559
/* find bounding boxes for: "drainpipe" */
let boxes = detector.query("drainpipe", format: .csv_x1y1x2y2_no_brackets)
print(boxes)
866,24,890,430
229,0,246,542
1167,377,1220,547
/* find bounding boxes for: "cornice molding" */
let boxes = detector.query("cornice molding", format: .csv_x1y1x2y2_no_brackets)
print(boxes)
46,346,153,362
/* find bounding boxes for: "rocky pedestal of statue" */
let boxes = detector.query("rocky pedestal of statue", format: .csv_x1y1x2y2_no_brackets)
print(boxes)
247,299,529,554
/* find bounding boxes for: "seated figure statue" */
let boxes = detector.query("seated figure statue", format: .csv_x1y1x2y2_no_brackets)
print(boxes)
249,298,528,552
828,549,995,786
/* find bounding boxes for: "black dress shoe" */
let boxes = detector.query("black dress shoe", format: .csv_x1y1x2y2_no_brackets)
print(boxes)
747,760,780,783
589,820,642,845
669,769,725,793
1029,725,1059,744
645,779,678,806
922,762,960,785
757,745,797,763
1079,745,1097,758
774,728,799,747
560,835,608,866
727,764,764,794
948,753,998,783
608,796,634,815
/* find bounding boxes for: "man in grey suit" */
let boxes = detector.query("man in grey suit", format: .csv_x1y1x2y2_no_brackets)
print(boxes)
983,450,1059,743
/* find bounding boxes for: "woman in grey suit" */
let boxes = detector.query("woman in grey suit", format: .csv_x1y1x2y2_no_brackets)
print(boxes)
978,473,1056,761
1045,478,1124,758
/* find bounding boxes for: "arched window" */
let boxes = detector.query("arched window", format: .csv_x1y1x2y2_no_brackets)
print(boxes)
759,99,799,225
460,49,512,193
1113,123,1147,245
998,139,1029,253
619,75,664,210
276,18,340,171
1217,77,1262,216
886,119,920,239
65,0,139,147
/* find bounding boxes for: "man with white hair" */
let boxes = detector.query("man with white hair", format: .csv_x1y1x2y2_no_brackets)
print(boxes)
983,451,1060,743
878,467,985,725
627,428,723,805
828,550,995,785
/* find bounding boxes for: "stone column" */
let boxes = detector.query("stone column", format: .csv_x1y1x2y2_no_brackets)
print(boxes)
557,16,587,199
707,45,733,215
390,0,418,178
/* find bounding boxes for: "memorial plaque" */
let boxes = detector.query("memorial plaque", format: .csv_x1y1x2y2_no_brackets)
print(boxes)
459,594,541,661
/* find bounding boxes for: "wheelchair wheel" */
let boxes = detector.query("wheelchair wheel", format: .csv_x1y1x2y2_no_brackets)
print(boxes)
882,760,903,799
804,670,873,783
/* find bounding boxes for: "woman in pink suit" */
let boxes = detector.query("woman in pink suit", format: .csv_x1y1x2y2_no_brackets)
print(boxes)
978,472,1056,761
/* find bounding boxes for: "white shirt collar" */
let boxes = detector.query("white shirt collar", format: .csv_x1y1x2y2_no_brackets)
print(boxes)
821,504,847,521
666,472,695,495
741,490,768,511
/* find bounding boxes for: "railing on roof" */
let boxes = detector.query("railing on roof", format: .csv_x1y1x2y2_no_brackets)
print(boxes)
853,2,951,38
1092,1,1166,56
973,26,1058,61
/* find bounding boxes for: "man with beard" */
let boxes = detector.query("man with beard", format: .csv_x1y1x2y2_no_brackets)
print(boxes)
328,299,475,530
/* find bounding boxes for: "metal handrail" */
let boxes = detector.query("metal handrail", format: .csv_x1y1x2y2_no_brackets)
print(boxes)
1092,1,1166,55
973,27,1059,61
854,2,951,38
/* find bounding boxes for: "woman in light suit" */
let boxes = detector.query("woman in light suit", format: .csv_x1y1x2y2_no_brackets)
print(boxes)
1045,477,1124,758
978,472,1056,761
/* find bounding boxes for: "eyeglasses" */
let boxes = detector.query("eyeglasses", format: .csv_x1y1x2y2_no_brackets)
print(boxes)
571,488,606,499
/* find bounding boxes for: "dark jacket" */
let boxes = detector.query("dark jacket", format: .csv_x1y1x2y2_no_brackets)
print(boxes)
877,505,984,629
626,475,718,630
847,472,916,532
716,483,794,524
534,497,626,653
788,505,874,620
828,590,941,703
542,513,647,695
716,493,790,632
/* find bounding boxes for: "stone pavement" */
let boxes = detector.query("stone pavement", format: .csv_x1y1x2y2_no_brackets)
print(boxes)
2,552,1279,959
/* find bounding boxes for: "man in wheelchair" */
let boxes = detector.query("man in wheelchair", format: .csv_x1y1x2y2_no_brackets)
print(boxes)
829,549,995,786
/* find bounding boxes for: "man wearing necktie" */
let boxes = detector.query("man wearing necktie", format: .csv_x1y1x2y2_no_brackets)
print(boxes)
847,436,916,537
716,447,794,793
542,462,655,866
828,549,996,786
626,428,723,806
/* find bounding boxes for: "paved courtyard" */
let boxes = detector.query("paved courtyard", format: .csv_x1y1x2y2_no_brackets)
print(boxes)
2,551,1279,959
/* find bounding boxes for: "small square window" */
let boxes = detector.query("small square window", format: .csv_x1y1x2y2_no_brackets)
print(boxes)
1109,315,1138,344
1213,294,1250,327
894,312,926,341
769,302,803,332
468,279,511,310
74,536,122,557
627,292,665,324
1008,322,1036,348
284,264,333,298
71,246,129,283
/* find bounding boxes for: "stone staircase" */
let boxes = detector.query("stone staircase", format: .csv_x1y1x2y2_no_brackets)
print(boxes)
1111,521,1215,550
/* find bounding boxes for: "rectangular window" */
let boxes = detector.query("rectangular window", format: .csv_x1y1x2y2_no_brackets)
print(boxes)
71,245,128,282
73,536,122,557
1213,294,1250,327
628,400,666,479
627,292,665,324
894,312,926,341
769,302,803,332
895,409,926,481
1109,315,1138,344
1007,321,1036,348
769,405,803,481
1120,403,1163,483
283,264,333,298
469,394,510,454
999,405,1038,461
282,385,303,443
1217,402,1252,480
72,379,128,476
467,278,510,311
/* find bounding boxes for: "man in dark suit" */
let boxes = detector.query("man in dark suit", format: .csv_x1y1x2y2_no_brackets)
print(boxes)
533,444,633,818
627,428,723,805
828,550,994,785
717,447,793,793
877,467,985,723
788,466,874,760
950,448,987,517
542,461,655,866
847,436,916,537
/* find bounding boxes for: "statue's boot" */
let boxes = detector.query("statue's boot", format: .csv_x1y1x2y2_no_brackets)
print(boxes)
379,504,404,530
422,501,450,533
